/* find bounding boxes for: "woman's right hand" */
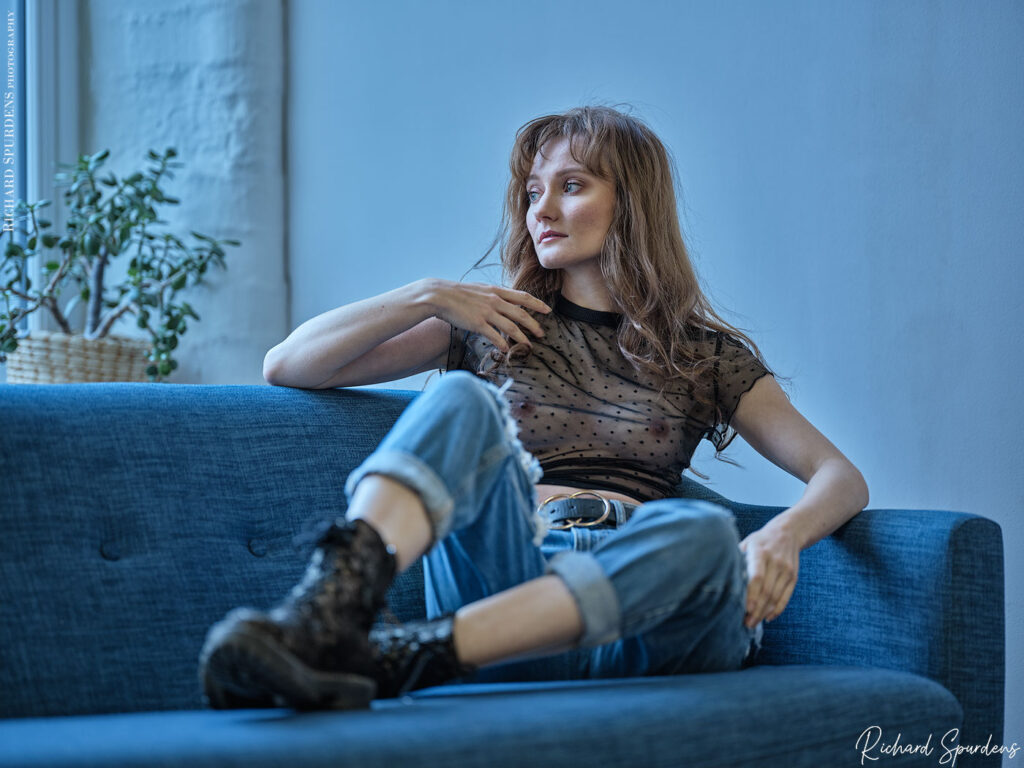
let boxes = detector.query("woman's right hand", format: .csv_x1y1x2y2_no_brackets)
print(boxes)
424,279,553,352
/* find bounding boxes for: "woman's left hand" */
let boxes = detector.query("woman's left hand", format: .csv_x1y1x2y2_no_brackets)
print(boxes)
738,525,801,628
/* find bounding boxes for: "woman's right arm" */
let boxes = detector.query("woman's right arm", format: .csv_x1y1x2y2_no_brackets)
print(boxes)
263,278,551,389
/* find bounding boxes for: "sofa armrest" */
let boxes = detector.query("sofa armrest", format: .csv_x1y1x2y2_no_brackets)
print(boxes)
732,504,1005,763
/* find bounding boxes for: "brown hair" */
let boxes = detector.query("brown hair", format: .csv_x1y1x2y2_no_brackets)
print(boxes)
467,104,790,477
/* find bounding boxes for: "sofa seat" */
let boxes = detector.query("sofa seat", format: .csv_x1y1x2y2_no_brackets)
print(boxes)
1,665,961,768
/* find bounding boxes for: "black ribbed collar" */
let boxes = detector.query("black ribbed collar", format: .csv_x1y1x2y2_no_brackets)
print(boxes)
555,293,622,328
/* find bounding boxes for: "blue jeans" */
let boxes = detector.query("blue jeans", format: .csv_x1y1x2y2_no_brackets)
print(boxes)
344,370,763,684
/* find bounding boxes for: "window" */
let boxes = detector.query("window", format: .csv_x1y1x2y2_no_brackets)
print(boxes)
0,0,78,382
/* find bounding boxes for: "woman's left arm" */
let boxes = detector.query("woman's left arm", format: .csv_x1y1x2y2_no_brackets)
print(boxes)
729,374,870,629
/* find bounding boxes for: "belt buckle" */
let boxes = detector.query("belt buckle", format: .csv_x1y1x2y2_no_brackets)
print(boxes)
538,490,613,530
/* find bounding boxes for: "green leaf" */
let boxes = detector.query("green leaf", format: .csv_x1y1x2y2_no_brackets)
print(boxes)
166,148,177,158
171,273,187,291
159,360,172,375
45,261,60,271
4,242,23,258
27,236,36,250
41,234,59,248
146,364,158,377
93,149,110,163
222,239,241,246
37,219,52,229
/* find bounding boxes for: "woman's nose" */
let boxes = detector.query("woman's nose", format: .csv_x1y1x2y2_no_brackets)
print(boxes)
533,189,558,220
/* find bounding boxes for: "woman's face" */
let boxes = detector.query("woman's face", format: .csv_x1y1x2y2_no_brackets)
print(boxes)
526,137,616,274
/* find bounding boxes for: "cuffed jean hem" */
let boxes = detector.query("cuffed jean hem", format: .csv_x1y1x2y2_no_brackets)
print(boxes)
545,550,621,648
343,449,455,545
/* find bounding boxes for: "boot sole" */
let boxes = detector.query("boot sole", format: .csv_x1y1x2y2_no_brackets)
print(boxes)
199,609,377,711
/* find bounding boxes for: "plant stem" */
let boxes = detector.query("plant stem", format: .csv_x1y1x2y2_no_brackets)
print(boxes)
92,294,135,339
88,249,106,335
45,296,73,333
5,285,33,302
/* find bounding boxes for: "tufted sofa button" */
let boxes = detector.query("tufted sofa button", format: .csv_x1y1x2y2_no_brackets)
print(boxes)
247,538,267,557
100,542,121,561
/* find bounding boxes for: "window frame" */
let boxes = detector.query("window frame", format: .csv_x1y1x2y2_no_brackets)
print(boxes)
24,0,79,334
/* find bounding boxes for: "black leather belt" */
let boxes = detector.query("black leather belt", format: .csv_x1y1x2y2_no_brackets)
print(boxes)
537,490,639,529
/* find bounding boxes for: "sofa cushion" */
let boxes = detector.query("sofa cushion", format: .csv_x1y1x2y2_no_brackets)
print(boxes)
0,666,961,768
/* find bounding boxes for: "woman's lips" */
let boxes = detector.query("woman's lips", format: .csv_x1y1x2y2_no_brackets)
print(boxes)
539,234,567,244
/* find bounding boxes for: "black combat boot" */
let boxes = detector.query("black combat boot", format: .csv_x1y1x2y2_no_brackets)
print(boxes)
198,517,397,710
368,613,479,699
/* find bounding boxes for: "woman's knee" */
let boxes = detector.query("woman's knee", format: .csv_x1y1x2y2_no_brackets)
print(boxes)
428,371,503,417
433,369,490,396
628,499,741,558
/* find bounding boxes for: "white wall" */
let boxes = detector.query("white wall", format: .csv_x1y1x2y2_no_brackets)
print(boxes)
287,0,1023,754
77,0,287,384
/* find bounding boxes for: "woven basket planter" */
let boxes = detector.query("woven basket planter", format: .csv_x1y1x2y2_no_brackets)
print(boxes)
4,331,152,384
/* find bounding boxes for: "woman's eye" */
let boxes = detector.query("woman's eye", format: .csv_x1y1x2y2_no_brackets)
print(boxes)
527,181,582,204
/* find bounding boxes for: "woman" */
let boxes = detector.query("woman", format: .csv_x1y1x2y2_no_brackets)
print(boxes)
199,105,869,710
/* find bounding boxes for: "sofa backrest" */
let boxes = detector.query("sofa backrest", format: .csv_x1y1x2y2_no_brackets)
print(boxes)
1,382,1004,759
0,384,431,717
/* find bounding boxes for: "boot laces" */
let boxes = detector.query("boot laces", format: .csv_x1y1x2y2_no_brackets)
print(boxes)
285,549,329,610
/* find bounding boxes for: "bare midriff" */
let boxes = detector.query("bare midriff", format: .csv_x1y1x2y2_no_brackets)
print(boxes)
533,483,644,509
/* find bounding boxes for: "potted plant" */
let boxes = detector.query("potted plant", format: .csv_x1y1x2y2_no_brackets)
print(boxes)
0,147,239,383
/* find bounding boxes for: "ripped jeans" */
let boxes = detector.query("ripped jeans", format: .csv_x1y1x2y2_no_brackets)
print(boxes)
344,370,763,684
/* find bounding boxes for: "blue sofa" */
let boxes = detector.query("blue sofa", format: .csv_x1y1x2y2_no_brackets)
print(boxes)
0,383,1005,768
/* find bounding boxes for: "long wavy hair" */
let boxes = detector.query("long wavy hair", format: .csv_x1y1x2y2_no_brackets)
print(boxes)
466,104,789,476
